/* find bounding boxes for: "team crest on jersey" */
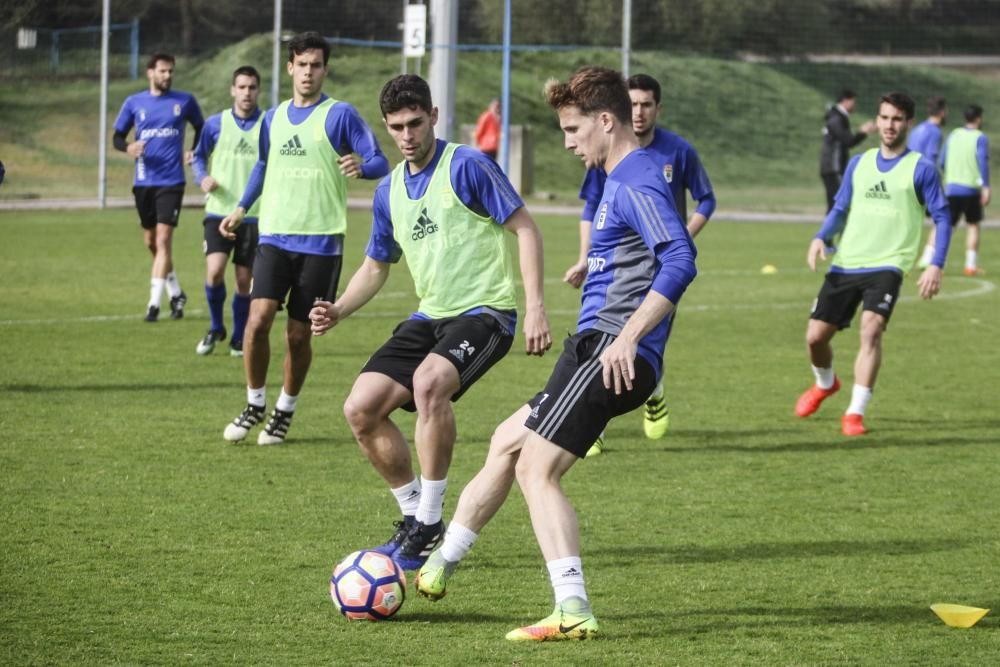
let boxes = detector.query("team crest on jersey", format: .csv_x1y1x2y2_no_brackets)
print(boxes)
173,103,181,116
139,109,146,122
663,164,674,183
596,203,608,230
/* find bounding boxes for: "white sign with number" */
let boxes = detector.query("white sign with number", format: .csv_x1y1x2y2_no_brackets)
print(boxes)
403,4,427,58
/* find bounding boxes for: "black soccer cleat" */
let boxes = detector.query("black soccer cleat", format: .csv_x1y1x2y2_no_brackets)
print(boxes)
144,305,160,323
196,328,227,355
372,517,416,557
223,403,265,442
257,407,294,445
169,291,187,320
394,519,444,571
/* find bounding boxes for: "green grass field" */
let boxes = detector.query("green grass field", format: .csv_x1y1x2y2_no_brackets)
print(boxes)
1,208,998,665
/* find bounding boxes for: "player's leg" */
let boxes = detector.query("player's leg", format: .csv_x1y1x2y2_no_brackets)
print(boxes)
642,311,675,439
964,197,984,274
417,404,532,600
134,188,163,321
229,223,257,357
153,187,186,319
796,274,856,417
197,250,229,355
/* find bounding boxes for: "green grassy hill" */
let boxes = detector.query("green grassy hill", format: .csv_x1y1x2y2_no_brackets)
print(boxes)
2,35,999,212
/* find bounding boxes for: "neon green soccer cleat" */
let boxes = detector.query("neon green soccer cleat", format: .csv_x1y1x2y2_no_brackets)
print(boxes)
505,597,599,641
415,550,458,601
584,433,604,458
643,394,670,439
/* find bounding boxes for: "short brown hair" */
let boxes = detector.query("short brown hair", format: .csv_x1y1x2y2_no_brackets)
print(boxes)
544,66,631,125
146,53,174,70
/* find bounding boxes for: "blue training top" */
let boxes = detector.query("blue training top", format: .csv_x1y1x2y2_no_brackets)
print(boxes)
192,107,263,222
114,90,204,186
579,149,697,380
367,139,525,334
238,94,389,257
580,127,715,223
907,120,944,168
816,149,952,271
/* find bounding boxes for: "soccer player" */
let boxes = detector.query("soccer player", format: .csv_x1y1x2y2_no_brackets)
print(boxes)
220,32,389,445
415,66,697,641
795,92,952,436
565,73,715,454
308,74,551,571
935,104,990,275
113,53,205,322
910,97,948,269
191,65,263,357
820,89,876,213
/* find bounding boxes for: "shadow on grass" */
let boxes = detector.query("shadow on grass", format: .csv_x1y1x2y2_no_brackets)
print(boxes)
398,611,515,624
589,537,968,565
2,381,234,393
656,430,999,454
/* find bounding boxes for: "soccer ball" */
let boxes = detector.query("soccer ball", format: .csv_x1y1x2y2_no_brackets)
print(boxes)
330,550,407,621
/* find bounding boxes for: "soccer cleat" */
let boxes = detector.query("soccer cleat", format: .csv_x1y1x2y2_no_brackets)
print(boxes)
841,413,867,436
257,408,294,445
643,394,670,439
393,519,444,571
229,339,244,357
415,549,459,601
223,404,265,442
144,305,160,323
795,377,841,418
963,266,983,277
584,434,604,458
169,291,187,320
196,328,227,355
505,596,599,641
373,517,416,557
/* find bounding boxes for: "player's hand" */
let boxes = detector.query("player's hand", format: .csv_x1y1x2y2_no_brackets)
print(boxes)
309,300,342,336
807,238,828,272
522,304,552,356
184,150,195,165
126,140,146,159
916,264,943,300
563,261,587,289
200,176,219,193
337,154,363,179
599,336,637,395
981,186,991,207
219,207,246,240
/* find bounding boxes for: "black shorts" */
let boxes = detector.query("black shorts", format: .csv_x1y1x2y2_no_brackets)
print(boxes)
132,185,184,229
361,313,514,413
249,243,342,322
203,217,259,268
948,195,984,225
524,330,657,458
810,270,903,330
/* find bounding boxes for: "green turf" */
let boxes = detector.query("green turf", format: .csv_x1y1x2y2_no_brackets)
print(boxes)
1,208,997,664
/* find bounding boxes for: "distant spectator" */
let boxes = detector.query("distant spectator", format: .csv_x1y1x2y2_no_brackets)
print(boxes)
820,89,876,212
0,160,5,187
474,98,501,160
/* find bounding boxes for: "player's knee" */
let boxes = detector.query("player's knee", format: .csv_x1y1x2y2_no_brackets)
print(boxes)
343,395,377,436
285,326,311,350
411,369,453,410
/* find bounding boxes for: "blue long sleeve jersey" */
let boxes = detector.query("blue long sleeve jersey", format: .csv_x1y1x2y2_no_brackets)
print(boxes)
366,139,525,334
939,129,991,196
113,90,205,186
907,120,943,169
816,149,952,270
580,127,715,223
192,107,263,222
579,149,697,381
237,94,389,256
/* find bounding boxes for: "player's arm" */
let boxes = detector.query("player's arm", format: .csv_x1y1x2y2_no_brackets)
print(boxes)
684,149,716,238
310,256,392,335
809,156,858,270
503,208,552,356
978,135,990,206
221,111,272,238
112,99,145,158
565,168,603,288
192,114,221,191
185,96,206,164
330,104,390,180
915,160,951,299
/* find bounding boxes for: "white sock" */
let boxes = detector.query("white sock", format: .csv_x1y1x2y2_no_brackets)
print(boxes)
440,522,478,563
966,250,978,269
149,278,166,308
920,244,934,265
247,385,266,408
275,390,298,413
165,271,182,298
811,365,836,390
649,381,664,401
846,384,872,416
391,478,422,517
415,476,447,525
547,556,588,605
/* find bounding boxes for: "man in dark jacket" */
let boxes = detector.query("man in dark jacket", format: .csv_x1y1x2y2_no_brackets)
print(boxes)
820,89,875,211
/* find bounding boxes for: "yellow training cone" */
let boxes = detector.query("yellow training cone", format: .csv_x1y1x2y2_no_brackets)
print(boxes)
930,603,990,628
761,264,778,275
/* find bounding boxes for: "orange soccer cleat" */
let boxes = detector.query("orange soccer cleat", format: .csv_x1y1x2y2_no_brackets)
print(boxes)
841,413,867,436
795,377,841,418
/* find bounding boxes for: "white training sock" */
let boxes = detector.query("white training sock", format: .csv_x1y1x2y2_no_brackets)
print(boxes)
547,556,588,605
415,476,447,525
811,365,836,390
247,385,266,408
275,390,298,413
846,384,873,416
649,381,664,401
966,250,978,269
391,478,422,517
440,522,479,563
920,244,934,266
165,271,182,298
149,278,166,308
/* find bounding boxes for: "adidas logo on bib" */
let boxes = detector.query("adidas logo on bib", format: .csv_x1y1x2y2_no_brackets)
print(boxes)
865,180,891,200
280,134,306,156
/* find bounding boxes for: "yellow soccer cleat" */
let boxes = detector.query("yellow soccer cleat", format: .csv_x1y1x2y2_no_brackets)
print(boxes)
642,393,670,439
505,597,599,641
584,433,604,458
415,550,457,601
